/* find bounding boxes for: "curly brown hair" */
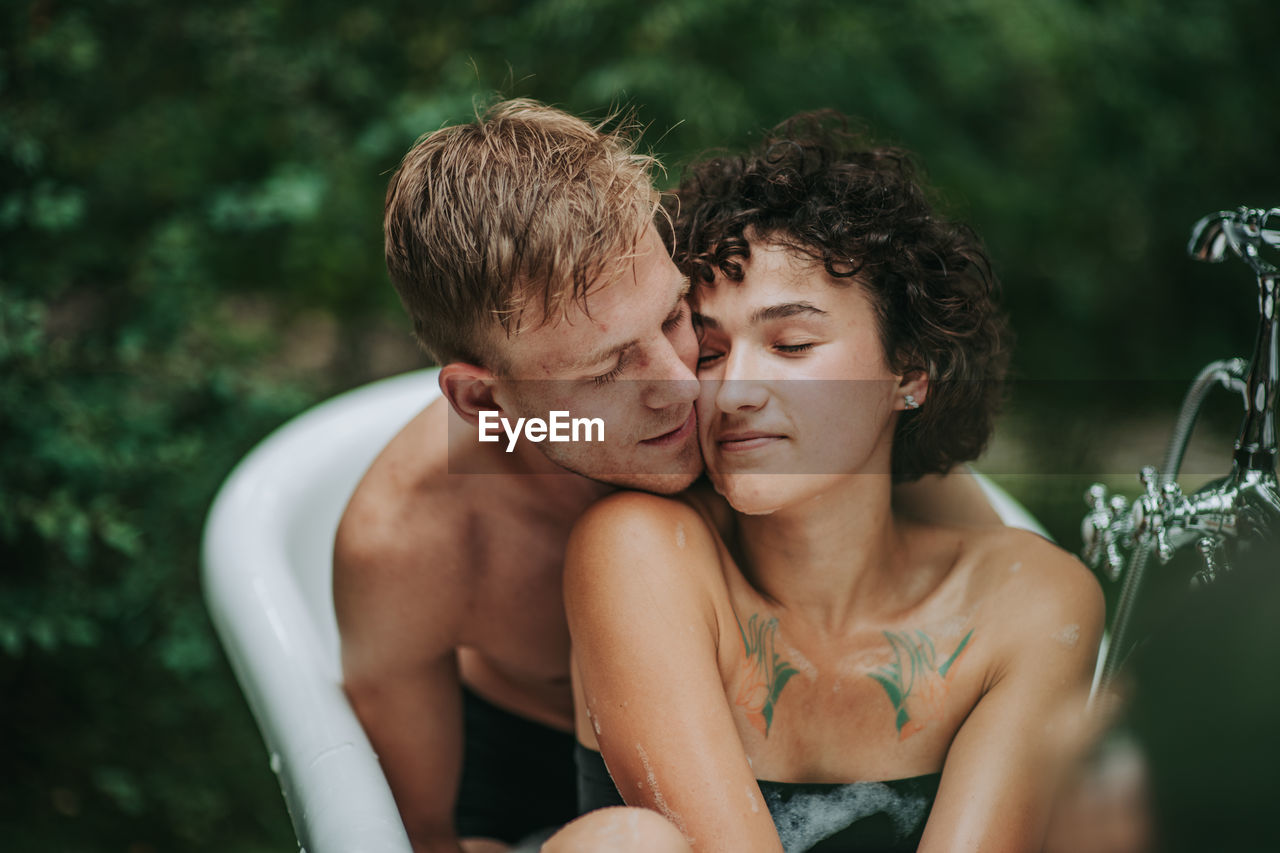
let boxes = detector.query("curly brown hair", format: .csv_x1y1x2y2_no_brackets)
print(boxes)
672,112,1010,481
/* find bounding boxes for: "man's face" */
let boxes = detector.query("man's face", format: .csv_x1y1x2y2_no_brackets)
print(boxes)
491,225,703,493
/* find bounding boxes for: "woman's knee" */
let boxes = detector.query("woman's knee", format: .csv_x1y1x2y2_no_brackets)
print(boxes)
541,807,691,853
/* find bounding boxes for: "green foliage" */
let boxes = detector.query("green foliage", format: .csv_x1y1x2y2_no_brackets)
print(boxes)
1,0,1276,848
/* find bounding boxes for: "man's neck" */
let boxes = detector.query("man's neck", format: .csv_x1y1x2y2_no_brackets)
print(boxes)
446,406,615,521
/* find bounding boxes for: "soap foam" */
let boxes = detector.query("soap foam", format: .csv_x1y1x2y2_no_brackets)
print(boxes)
636,743,689,838
1053,623,1081,648
782,640,819,682
765,782,929,853
757,778,931,850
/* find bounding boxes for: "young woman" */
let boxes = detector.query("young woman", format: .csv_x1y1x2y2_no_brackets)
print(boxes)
558,115,1104,853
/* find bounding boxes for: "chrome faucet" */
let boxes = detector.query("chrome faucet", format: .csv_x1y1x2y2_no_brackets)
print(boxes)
1084,207,1280,694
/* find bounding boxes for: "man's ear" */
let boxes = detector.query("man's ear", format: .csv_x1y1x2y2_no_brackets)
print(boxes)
897,369,930,411
439,362,502,428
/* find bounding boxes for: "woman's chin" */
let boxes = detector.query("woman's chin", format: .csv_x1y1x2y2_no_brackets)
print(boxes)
711,471,854,516
711,472,783,516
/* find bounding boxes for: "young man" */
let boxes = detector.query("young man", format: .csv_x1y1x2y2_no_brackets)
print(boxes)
334,99,1003,853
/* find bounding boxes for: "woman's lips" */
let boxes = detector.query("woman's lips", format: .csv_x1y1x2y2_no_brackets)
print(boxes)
717,431,786,452
641,408,696,447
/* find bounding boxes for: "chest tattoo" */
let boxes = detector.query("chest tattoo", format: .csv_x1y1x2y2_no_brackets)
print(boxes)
734,613,800,737
869,628,974,741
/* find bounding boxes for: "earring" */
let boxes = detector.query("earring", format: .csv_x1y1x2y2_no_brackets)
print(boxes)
903,394,920,410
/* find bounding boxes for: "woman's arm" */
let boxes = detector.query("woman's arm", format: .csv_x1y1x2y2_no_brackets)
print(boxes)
564,492,785,853
919,536,1106,853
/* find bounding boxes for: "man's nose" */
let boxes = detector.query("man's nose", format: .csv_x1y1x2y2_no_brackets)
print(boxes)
640,338,700,409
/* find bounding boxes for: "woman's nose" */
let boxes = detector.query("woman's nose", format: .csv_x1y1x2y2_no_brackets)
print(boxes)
712,351,770,413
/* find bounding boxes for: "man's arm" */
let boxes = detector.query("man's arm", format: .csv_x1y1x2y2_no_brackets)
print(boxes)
893,468,1005,527
334,497,470,853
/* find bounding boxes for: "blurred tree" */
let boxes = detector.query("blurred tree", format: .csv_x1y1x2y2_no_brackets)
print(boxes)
1,0,1275,847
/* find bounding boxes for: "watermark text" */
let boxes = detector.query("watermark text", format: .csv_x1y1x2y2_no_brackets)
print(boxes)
478,410,605,452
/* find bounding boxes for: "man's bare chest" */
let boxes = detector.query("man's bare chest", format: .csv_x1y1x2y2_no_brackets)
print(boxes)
452,527,573,681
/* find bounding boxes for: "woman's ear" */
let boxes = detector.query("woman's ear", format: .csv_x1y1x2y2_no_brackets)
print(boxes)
438,362,500,428
897,369,929,411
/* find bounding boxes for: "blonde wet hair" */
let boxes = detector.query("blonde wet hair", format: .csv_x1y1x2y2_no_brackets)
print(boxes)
384,99,662,368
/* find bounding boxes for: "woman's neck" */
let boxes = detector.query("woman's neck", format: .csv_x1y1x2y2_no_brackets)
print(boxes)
733,475,913,633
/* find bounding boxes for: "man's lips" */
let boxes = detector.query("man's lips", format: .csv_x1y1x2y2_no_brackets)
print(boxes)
641,408,696,447
716,430,786,452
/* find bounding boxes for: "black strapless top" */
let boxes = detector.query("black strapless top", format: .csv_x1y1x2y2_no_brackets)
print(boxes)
576,745,940,853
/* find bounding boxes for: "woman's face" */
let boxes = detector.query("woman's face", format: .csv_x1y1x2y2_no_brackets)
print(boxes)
694,241,911,515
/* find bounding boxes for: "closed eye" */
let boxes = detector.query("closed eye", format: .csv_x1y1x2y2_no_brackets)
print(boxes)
775,342,815,354
663,304,688,334
592,362,625,385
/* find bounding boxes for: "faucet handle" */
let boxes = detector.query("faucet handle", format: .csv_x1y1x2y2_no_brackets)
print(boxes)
1191,536,1223,588
1140,473,1188,564
1155,526,1175,564
1082,483,1130,581
1084,483,1109,510
1081,486,1108,565
1132,466,1162,536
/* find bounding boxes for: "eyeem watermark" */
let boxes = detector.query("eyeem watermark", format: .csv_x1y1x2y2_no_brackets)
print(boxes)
478,410,605,453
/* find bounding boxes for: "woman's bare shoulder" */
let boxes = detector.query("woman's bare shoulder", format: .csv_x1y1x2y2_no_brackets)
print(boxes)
985,526,1099,594
965,526,1106,651
566,490,725,594
573,489,716,544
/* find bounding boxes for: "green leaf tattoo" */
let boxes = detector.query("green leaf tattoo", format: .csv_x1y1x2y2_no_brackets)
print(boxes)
734,613,799,737
869,628,973,741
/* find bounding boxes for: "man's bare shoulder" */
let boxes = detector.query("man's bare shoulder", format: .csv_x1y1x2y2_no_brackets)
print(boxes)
333,398,517,659
334,396,585,635
336,398,469,583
